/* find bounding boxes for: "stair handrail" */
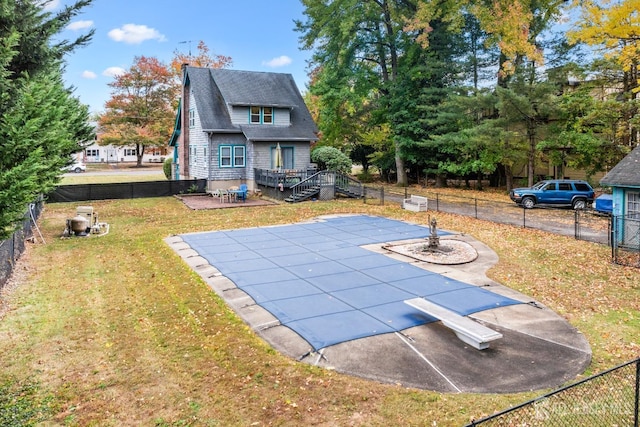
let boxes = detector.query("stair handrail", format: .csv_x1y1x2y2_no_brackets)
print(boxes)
335,172,363,197
289,171,324,201
288,171,363,202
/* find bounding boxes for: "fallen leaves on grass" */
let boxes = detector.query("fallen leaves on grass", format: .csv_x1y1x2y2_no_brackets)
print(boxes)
0,197,637,426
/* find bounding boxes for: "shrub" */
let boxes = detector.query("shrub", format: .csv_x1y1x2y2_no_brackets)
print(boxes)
356,169,376,183
163,157,173,180
311,146,352,174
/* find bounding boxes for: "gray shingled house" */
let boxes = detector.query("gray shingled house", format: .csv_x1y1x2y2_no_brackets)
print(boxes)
168,66,318,192
600,145,640,247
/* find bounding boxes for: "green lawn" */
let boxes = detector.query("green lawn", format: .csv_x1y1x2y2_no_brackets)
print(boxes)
59,163,165,185
0,194,638,426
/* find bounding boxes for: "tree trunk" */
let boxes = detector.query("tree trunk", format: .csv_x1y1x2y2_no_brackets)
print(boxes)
435,174,447,188
505,164,514,192
136,144,145,167
527,121,536,187
476,172,483,190
394,139,407,186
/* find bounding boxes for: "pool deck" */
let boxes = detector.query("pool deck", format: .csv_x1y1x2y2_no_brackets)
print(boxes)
166,214,591,393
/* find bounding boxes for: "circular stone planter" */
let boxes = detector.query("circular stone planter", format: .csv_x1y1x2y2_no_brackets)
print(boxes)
385,238,478,264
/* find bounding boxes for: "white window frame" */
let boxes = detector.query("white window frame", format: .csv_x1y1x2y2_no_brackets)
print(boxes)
263,107,273,124
189,109,195,128
249,106,274,125
220,145,245,168
250,106,261,124
233,146,245,167
628,191,640,219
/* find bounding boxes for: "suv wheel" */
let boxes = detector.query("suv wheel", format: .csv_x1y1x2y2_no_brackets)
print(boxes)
521,197,535,209
572,198,587,210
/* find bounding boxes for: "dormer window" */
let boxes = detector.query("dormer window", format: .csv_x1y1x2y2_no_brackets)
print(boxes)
249,106,273,124
263,107,273,124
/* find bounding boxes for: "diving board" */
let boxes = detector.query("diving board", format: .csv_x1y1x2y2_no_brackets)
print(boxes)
405,297,503,350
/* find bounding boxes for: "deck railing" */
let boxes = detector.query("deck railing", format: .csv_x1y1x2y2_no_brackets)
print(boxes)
253,168,312,189
254,168,363,202
335,173,364,197
289,171,326,201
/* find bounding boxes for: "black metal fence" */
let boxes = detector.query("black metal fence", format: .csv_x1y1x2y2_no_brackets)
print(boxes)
363,186,611,245
611,215,640,268
363,186,385,205
466,358,640,426
47,179,207,203
0,200,44,290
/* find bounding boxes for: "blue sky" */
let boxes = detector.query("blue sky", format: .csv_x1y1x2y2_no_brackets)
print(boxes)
47,0,311,114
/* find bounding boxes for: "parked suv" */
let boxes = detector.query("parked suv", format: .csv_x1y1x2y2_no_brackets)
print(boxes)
509,179,595,209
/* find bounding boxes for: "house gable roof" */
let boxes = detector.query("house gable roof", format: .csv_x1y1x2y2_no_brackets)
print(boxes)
168,99,181,147
184,66,318,141
600,145,640,187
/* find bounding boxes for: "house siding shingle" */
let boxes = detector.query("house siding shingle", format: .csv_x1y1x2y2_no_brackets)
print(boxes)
172,67,318,189
252,141,311,170
274,108,290,126
230,106,291,126
188,90,210,179
210,134,247,182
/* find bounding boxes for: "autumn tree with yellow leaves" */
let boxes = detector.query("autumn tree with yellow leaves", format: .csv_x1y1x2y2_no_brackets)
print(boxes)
569,0,639,148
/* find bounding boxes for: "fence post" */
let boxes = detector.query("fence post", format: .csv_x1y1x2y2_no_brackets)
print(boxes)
380,186,384,205
611,216,616,263
635,357,639,427
574,210,579,240
474,198,478,219
435,194,439,211
523,207,526,228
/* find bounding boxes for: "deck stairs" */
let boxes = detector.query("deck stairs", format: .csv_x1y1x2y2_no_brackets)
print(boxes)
285,171,363,203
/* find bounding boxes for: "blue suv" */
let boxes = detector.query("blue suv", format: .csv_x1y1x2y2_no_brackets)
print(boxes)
509,179,595,209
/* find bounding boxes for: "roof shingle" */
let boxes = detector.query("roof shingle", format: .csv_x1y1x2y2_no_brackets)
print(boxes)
184,67,318,141
600,145,640,187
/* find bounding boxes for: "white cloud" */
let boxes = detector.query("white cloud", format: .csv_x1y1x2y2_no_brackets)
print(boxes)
108,24,167,44
67,20,94,31
81,70,97,79
38,0,60,11
263,55,292,68
103,67,125,77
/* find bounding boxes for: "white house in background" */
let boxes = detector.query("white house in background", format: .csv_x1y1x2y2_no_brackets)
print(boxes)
81,141,168,163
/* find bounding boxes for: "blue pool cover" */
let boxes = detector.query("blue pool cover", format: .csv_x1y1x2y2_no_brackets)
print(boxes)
181,215,522,350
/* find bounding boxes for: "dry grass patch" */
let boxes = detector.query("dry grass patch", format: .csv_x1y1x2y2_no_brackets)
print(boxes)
0,196,637,426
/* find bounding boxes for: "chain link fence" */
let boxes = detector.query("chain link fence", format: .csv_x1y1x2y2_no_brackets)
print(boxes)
0,200,44,290
3,180,206,289
363,186,611,245
611,215,640,268
466,358,640,426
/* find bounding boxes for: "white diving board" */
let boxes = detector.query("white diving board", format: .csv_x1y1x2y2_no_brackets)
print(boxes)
404,298,503,350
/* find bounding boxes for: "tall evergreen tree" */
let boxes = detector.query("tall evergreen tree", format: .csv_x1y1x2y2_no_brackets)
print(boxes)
0,0,94,239
386,19,465,187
